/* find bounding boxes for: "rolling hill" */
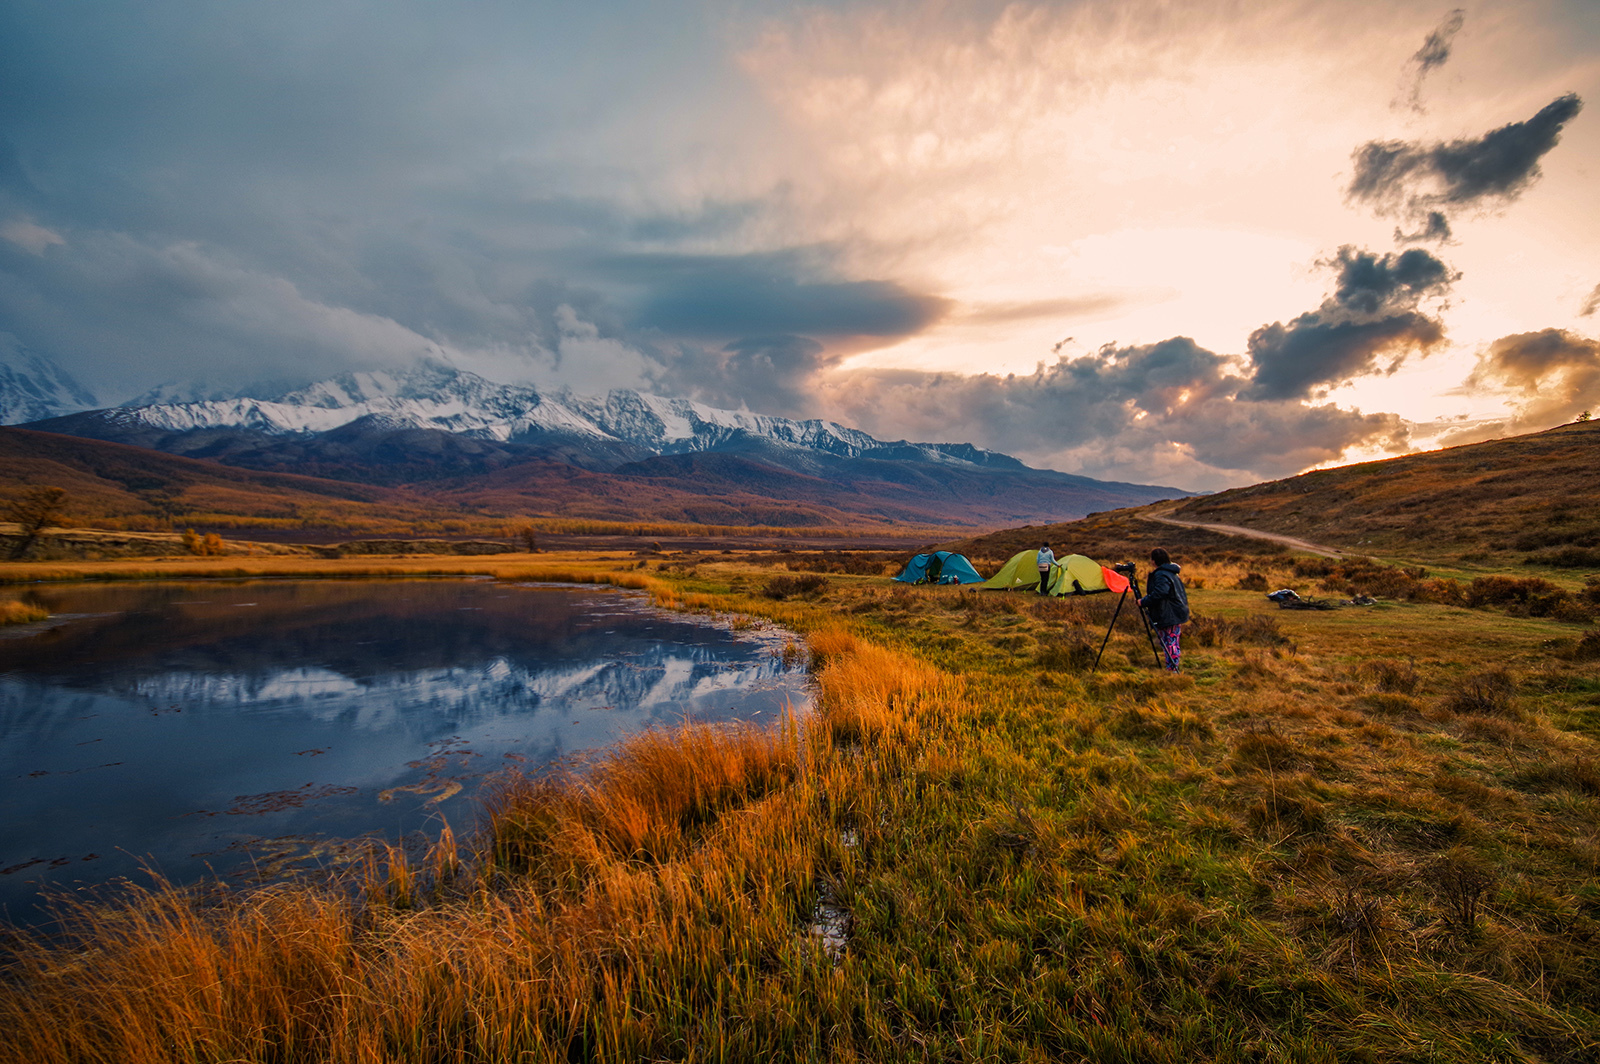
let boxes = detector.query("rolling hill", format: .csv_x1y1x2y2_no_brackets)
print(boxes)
943,417,1600,574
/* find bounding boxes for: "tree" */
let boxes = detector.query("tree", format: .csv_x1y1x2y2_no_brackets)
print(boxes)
6,486,68,560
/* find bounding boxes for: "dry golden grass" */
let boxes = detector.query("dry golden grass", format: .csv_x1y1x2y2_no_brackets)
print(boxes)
0,599,47,625
4,551,1600,1060
0,593,951,1063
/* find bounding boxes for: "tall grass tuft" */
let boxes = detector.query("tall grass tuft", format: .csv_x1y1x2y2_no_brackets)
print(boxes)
812,638,946,749
0,599,47,625
485,719,799,883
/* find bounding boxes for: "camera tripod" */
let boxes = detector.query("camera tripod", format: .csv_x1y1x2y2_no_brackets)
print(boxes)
1091,567,1174,672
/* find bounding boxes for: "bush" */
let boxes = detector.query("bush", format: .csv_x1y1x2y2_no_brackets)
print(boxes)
1358,658,1419,694
1524,546,1600,568
760,574,829,600
1571,630,1600,662
1441,668,1518,717
1236,572,1269,591
1465,575,1563,610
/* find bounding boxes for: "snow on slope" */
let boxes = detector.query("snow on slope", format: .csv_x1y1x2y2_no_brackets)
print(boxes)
110,361,1003,467
0,343,97,425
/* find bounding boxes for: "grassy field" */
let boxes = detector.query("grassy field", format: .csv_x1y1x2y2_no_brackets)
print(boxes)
2,547,1599,1062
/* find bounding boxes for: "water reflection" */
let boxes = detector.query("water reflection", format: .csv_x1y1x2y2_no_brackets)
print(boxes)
0,580,810,920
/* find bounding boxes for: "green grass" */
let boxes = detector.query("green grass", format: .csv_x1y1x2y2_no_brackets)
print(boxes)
2,552,1599,1061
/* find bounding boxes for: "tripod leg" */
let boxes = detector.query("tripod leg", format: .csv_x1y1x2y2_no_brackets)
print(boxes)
1092,588,1129,672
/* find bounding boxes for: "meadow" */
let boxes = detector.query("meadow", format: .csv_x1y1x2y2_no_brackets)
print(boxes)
2,545,1598,1062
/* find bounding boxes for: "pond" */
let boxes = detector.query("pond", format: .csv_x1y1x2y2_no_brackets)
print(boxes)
0,579,811,922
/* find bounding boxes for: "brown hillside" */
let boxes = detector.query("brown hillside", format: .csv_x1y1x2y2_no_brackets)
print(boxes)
1166,419,1600,567
0,428,952,538
940,505,1281,570
0,427,439,532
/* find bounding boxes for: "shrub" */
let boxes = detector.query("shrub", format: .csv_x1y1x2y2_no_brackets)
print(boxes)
1441,668,1518,717
1236,572,1269,591
1524,546,1600,568
1465,575,1564,612
760,574,829,600
1572,630,1600,662
1358,658,1419,694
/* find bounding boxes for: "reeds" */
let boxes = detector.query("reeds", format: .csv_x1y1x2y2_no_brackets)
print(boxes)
0,599,46,624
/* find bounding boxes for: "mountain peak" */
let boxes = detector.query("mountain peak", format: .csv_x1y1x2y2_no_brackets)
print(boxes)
0,342,97,425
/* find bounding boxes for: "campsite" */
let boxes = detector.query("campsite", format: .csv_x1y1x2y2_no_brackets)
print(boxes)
3,2,1599,1054
3,426,1599,1061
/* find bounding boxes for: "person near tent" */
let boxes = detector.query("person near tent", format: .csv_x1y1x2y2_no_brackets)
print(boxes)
1140,547,1189,672
1035,542,1055,594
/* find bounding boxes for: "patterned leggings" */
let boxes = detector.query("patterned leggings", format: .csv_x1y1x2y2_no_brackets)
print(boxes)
1155,624,1182,672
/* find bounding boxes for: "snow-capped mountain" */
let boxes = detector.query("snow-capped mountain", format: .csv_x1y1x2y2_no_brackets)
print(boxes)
17,359,1187,524
0,343,97,425
88,360,1018,469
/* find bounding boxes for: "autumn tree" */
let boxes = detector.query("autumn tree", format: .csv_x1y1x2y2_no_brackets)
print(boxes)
6,486,68,560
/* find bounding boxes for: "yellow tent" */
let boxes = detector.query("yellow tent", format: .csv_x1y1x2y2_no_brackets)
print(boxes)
979,549,1128,595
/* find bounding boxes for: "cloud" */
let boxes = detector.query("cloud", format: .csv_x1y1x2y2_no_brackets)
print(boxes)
1,218,65,255
819,336,1411,490
1394,210,1452,245
1348,93,1585,234
1464,328,1600,428
1244,246,1455,400
1581,284,1600,317
1398,9,1465,113
0,232,454,400
609,249,949,341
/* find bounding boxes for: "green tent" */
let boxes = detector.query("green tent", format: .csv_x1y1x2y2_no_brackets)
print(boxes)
980,549,1130,595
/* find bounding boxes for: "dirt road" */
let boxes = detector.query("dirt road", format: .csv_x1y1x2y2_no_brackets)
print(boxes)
1144,509,1348,559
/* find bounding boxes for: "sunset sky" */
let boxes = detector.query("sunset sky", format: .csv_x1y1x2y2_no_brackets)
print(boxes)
1,0,1596,490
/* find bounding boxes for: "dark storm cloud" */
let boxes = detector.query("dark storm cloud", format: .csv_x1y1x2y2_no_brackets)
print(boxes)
612,250,950,340
1399,9,1465,113
1348,93,1585,233
672,335,831,415
0,0,787,397
1244,246,1455,400
1464,328,1600,427
825,337,1410,486
1395,210,1453,245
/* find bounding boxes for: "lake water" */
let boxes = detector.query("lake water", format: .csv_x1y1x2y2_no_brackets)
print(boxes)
0,579,811,921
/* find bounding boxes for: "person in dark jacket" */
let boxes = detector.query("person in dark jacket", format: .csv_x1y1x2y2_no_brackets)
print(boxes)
1140,547,1189,672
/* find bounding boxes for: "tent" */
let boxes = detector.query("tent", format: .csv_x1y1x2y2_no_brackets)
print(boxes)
892,551,985,585
980,548,1131,595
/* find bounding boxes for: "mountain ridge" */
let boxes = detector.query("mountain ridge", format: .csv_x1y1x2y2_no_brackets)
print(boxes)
12,359,1187,529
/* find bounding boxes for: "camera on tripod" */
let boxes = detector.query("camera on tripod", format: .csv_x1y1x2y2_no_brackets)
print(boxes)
1111,562,1136,576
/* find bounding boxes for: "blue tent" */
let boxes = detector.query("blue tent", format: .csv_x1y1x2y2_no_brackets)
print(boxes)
893,551,984,585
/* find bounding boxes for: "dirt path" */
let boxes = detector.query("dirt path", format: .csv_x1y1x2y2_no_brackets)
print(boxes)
1143,508,1349,559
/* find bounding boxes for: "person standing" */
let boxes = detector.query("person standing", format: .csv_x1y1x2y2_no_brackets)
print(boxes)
1140,547,1189,672
1035,542,1055,594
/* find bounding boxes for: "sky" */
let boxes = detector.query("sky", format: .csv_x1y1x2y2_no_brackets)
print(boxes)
1,0,1597,491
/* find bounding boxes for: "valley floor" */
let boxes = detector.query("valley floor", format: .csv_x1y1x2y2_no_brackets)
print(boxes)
2,547,1599,1062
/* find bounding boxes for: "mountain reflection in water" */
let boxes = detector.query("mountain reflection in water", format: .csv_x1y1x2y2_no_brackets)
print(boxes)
0,579,810,922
